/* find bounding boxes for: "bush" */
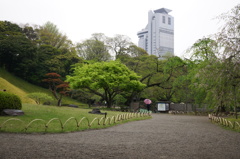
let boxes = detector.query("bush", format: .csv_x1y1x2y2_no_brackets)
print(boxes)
0,91,22,112
27,92,53,105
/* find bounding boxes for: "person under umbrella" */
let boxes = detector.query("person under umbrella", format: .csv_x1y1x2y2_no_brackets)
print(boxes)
144,99,152,111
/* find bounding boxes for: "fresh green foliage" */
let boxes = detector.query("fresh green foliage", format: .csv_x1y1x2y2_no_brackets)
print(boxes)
0,92,22,111
27,92,53,105
67,61,146,108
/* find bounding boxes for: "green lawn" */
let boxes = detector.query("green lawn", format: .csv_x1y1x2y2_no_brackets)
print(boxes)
226,116,240,131
227,116,240,122
0,104,151,133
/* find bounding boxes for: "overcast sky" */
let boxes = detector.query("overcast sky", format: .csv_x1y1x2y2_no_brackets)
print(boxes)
0,0,239,57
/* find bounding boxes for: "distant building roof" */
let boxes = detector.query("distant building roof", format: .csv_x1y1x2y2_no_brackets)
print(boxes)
154,8,172,14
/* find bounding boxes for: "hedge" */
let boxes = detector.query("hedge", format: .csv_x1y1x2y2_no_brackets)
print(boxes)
0,91,22,112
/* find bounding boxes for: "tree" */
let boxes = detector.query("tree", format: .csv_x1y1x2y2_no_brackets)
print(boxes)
76,33,139,61
187,38,226,113
122,54,185,100
187,6,240,116
32,42,81,85
0,21,37,78
189,37,218,61
37,21,71,50
42,73,70,106
22,24,39,42
76,38,111,62
191,5,240,117
215,4,240,118
107,34,133,59
187,38,219,105
159,56,188,101
66,61,146,108
76,33,111,62
0,21,22,32
126,45,148,57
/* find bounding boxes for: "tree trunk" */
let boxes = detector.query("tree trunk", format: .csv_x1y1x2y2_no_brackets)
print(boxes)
57,94,62,106
106,97,113,108
106,103,111,108
124,91,139,107
233,85,238,119
51,90,59,100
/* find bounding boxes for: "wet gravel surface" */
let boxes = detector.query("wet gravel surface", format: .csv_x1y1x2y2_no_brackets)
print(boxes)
0,114,240,159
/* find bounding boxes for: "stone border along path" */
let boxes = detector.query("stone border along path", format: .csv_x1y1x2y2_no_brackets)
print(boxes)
0,114,240,159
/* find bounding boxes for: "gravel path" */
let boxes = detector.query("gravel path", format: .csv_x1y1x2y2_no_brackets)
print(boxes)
0,114,240,159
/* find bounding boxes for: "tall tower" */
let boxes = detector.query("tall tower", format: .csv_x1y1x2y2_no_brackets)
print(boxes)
137,8,174,58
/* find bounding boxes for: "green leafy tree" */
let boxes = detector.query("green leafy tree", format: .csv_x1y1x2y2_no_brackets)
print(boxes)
171,59,197,104
189,37,218,61
188,37,239,115
0,21,37,79
126,45,148,57
76,33,111,62
33,44,81,85
66,61,146,108
159,56,188,101
35,22,81,82
121,54,185,103
187,38,223,112
22,24,39,42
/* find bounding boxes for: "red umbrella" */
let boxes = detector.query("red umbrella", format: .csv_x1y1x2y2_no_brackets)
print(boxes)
144,99,152,104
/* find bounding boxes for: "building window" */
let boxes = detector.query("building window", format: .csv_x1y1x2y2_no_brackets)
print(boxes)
168,17,171,25
162,16,165,23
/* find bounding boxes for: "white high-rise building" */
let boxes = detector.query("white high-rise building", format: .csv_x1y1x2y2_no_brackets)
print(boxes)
137,8,174,58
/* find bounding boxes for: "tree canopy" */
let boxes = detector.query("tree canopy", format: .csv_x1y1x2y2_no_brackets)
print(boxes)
66,61,146,107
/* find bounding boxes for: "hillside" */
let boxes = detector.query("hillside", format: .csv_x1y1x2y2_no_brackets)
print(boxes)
0,68,83,106
0,77,35,103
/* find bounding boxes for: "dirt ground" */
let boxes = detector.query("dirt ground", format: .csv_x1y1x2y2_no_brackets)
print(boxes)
0,114,240,159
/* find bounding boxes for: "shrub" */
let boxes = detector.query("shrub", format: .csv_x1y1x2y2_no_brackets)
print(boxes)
0,91,22,112
27,92,53,105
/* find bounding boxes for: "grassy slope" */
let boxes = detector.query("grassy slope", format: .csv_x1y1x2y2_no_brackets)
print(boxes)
0,78,35,104
0,68,84,106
